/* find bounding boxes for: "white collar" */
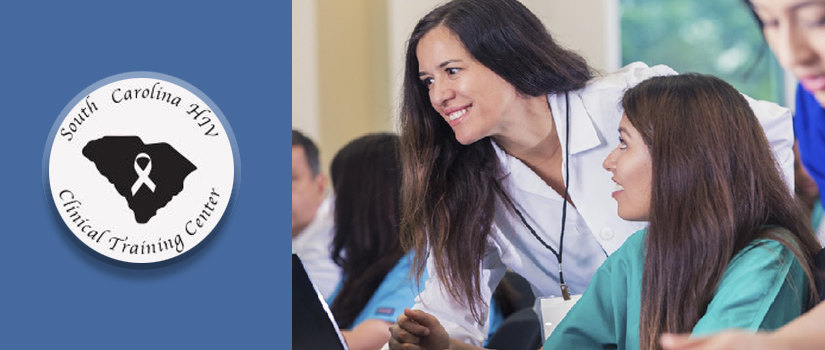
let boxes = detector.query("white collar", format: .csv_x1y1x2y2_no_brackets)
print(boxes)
494,90,604,179
549,90,602,156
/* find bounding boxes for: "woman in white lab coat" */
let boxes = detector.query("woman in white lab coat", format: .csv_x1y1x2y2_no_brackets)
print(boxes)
387,0,795,349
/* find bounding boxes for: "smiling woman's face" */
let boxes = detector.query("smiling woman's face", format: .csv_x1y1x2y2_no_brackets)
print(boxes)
602,114,653,222
415,25,525,145
750,0,825,106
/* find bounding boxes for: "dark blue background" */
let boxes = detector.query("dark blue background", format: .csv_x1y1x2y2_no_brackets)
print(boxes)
0,1,288,348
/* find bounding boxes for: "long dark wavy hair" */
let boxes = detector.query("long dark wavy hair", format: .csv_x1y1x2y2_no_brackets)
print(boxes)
329,133,406,329
623,74,821,350
399,0,592,322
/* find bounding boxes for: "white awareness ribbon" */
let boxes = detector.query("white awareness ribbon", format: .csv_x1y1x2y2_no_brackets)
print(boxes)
131,152,157,195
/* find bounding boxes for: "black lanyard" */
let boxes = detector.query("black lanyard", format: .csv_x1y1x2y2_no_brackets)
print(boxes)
503,91,572,300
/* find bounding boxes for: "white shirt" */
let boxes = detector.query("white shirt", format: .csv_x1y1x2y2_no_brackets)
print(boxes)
408,62,795,346
292,196,342,299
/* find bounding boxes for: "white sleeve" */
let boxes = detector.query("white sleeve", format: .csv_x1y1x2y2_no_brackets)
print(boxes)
411,239,507,346
593,61,677,89
745,95,795,192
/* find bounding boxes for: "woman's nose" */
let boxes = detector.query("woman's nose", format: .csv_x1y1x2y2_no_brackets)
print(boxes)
430,78,455,107
603,148,617,171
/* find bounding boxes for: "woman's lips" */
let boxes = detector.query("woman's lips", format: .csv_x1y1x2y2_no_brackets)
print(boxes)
800,75,825,92
445,106,470,127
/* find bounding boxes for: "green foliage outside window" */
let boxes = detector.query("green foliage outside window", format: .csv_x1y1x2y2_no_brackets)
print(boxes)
621,0,785,104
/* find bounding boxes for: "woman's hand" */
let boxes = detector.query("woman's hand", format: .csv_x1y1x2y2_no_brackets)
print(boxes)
341,319,394,350
388,308,450,350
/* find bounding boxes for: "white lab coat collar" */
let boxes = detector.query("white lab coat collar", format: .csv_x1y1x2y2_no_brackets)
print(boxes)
491,88,641,255
493,140,559,200
549,91,603,156
492,90,604,200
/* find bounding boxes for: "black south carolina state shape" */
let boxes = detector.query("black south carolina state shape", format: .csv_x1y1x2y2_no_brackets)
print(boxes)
82,136,197,223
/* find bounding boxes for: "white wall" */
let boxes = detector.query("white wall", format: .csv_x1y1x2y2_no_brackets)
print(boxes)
387,0,443,129
527,0,620,74
291,0,320,141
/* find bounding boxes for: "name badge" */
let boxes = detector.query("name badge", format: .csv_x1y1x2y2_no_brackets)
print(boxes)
536,294,582,340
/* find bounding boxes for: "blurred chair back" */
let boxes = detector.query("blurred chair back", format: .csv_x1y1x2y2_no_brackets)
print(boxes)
486,271,541,350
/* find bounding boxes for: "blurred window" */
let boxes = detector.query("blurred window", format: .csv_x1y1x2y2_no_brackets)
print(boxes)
621,0,786,104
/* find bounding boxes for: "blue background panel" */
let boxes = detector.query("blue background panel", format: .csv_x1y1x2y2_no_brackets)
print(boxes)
0,1,289,348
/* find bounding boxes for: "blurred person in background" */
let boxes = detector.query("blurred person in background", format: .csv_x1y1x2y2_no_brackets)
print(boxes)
292,129,340,299
327,133,427,350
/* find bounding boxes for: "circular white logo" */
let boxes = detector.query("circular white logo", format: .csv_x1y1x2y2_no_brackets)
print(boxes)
45,72,237,264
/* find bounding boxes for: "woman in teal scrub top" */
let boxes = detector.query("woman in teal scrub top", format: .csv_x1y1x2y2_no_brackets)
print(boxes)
659,0,825,347
544,74,821,350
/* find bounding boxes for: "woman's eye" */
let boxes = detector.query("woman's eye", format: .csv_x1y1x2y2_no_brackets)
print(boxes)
446,67,460,75
797,6,825,27
421,77,434,87
804,16,825,28
754,12,779,28
618,136,627,149
763,19,779,28
759,15,779,28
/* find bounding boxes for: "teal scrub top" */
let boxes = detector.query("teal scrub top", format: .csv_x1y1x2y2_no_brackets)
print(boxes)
544,229,809,350
326,253,505,340
327,253,427,328
813,198,823,231
484,298,504,346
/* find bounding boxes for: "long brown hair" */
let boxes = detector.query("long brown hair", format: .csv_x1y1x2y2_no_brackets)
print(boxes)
329,134,406,329
399,0,591,322
622,74,821,350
